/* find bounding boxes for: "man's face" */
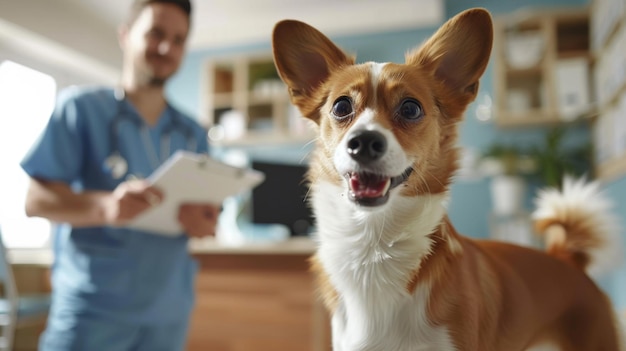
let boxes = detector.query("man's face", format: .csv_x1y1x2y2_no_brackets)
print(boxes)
122,3,189,85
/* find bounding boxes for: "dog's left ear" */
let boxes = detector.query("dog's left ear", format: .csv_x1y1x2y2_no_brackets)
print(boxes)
408,8,493,105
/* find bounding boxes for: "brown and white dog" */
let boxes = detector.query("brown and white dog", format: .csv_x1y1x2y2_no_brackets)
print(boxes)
272,8,624,351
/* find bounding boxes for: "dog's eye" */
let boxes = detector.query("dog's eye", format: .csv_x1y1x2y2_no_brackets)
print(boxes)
397,99,424,121
332,97,354,120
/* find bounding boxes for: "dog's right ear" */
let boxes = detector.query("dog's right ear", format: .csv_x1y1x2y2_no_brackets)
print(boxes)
407,8,493,119
272,20,354,123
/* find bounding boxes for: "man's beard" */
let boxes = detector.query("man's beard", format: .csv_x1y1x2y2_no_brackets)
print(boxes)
148,76,167,87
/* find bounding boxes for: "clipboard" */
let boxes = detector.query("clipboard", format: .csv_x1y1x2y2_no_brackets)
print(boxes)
127,150,265,236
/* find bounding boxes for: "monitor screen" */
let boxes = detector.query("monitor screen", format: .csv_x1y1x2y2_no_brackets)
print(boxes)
250,160,315,236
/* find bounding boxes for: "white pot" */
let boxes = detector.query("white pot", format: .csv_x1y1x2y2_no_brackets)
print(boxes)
490,175,526,215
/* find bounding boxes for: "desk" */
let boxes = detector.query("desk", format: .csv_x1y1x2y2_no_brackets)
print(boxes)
7,249,53,266
5,249,52,351
7,237,332,351
187,237,331,351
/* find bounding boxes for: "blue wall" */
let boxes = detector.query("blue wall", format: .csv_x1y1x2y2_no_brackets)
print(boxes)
605,176,626,309
167,0,625,309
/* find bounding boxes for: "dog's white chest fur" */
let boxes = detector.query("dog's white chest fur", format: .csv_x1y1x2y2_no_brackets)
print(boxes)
331,285,456,351
313,181,456,351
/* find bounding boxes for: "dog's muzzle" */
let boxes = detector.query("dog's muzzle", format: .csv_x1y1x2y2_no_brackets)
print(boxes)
344,130,413,207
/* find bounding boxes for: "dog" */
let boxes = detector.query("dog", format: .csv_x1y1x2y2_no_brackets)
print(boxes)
272,8,624,351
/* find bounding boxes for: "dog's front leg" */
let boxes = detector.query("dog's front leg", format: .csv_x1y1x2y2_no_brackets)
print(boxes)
331,303,348,350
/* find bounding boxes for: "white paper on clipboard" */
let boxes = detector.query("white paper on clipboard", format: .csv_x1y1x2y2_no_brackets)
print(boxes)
127,150,265,236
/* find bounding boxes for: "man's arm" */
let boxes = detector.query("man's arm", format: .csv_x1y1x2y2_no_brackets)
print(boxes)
25,178,163,227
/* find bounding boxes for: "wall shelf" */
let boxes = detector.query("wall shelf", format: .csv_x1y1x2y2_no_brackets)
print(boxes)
202,54,313,146
493,7,592,128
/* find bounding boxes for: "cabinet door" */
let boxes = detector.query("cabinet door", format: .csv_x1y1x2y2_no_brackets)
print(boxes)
187,253,331,351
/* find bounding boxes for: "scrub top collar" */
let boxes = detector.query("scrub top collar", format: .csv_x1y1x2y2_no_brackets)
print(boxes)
116,90,176,131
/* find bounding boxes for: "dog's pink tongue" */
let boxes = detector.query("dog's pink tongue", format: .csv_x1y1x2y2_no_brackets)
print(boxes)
349,174,390,198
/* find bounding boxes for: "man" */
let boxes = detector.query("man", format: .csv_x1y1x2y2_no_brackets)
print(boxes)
21,1,218,350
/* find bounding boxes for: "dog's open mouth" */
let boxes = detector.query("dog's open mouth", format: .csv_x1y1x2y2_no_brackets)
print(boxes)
346,167,413,206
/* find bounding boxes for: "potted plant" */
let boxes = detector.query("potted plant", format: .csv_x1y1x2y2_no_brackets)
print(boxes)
480,143,537,216
480,126,593,215
529,127,593,189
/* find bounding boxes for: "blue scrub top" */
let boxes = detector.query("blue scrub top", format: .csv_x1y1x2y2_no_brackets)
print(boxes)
21,86,209,324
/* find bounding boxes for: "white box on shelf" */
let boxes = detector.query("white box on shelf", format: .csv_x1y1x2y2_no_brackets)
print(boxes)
505,31,544,69
555,57,590,120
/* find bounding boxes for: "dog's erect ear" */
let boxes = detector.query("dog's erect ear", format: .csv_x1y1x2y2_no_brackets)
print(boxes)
272,20,354,123
407,8,493,107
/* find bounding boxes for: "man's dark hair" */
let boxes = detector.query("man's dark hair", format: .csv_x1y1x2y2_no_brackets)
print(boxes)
126,0,192,25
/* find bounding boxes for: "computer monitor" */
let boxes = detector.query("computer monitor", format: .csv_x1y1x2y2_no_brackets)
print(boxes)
250,160,315,236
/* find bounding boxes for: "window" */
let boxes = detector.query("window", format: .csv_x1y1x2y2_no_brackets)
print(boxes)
0,60,56,248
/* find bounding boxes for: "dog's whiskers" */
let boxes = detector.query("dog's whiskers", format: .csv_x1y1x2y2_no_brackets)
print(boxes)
415,171,431,195
302,135,318,149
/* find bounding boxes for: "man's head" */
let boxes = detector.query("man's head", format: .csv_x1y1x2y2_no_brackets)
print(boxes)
119,0,192,87
126,0,191,26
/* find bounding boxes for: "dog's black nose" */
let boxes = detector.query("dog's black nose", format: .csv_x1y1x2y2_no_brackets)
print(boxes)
346,130,387,164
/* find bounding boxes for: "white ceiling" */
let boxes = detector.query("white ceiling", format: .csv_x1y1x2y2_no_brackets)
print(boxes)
67,0,445,49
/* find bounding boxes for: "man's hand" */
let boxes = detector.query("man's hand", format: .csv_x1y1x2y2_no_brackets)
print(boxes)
103,180,164,226
177,203,220,238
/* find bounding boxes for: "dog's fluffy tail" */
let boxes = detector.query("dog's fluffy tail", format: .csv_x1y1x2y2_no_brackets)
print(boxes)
532,177,622,277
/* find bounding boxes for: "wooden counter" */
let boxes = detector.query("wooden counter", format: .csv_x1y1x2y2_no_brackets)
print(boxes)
187,237,331,351
8,237,332,351
5,253,52,351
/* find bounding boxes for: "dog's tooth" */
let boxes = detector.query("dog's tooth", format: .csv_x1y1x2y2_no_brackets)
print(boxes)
348,174,360,192
383,179,391,194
